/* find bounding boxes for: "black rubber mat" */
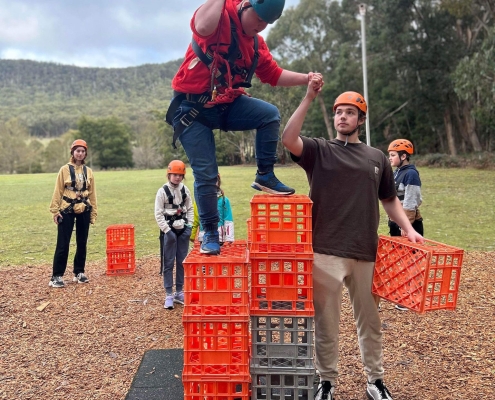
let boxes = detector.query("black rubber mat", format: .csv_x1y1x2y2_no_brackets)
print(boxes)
125,349,184,400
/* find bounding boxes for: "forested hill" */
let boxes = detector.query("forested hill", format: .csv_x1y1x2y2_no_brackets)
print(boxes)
0,59,182,136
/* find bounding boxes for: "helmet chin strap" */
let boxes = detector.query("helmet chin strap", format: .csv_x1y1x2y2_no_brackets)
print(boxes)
342,124,360,146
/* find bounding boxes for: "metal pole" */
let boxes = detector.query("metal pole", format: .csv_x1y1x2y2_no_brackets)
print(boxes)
359,4,370,146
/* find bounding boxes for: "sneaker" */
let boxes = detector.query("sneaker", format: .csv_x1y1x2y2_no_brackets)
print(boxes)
315,381,334,400
49,276,65,288
73,273,89,284
164,295,174,310
395,304,408,311
200,230,220,255
366,379,393,400
174,291,184,305
251,171,295,195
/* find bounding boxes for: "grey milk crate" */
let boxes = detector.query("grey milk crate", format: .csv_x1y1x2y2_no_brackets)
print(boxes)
251,316,314,369
251,367,316,400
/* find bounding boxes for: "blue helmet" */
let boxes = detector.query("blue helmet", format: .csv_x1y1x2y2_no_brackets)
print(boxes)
248,0,285,24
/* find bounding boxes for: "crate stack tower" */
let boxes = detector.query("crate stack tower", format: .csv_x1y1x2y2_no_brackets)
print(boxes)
182,241,251,400
249,194,316,400
105,224,136,275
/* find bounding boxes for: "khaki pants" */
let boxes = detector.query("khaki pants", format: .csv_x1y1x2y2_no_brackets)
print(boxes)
313,253,384,386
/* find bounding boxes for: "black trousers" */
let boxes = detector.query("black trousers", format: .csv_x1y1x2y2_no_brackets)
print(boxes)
52,211,91,277
388,219,424,237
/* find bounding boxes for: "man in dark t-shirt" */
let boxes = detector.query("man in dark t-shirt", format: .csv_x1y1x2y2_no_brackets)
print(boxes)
282,79,424,400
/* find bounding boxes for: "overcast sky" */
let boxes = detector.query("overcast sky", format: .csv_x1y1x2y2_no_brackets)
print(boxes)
0,0,300,68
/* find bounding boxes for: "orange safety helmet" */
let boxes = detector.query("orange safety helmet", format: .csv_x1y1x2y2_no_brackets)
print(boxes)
388,139,414,155
70,139,88,153
333,91,367,114
167,160,186,175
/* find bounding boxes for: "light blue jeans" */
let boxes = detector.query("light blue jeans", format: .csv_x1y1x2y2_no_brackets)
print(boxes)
172,95,281,231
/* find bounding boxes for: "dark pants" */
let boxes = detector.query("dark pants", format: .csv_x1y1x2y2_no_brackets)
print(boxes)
160,227,191,295
52,211,91,277
389,219,424,237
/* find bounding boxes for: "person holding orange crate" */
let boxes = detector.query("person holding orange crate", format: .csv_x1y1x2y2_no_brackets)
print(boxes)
282,79,424,400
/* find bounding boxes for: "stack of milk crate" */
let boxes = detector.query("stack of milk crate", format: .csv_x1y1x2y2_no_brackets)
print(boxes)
182,241,251,400
249,194,316,400
105,224,136,275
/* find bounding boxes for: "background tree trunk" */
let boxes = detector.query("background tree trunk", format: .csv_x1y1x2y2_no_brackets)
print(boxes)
317,96,333,140
444,109,457,156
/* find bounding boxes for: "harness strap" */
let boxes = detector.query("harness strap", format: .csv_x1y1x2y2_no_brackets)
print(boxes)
190,17,259,89
162,185,188,225
163,185,187,208
165,93,211,149
67,164,87,192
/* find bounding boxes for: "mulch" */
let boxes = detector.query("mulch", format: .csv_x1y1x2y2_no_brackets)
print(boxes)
0,251,493,400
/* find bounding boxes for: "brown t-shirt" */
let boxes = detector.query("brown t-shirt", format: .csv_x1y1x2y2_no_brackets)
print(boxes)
292,137,396,261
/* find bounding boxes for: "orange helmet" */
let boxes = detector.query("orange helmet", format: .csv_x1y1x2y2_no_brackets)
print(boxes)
388,139,414,155
70,139,87,153
333,91,367,114
167,160,186,175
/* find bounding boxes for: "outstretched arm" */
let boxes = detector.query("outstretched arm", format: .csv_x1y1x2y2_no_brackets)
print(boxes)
277,70,322,87
195,0,225,37
282,76,323,157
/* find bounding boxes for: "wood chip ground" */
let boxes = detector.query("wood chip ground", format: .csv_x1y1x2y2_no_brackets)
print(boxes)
0,252,493,399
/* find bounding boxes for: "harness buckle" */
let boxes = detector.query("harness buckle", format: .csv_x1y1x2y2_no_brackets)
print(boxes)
180,114,193,127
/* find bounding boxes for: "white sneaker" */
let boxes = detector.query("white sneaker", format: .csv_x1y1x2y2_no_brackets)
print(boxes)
394,304,408,311
164,295,174,310
49,276,65,288
73,273,89,283
366,379,393,400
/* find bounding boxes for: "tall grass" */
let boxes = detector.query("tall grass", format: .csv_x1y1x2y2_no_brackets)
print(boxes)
0,166,493,268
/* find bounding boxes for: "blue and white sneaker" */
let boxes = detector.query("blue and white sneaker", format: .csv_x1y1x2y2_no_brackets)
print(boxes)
200,230,221,255
251,171,295,195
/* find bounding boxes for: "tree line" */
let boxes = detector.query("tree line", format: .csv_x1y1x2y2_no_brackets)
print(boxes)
1,0,494,174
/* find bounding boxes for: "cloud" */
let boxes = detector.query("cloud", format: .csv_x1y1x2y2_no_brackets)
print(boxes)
0,0,301,68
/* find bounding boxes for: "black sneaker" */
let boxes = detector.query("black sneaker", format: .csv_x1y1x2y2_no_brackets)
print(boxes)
315,381,334,400
394,304,408,311
49,276,65,288
73,273,89,283
366,379,393,400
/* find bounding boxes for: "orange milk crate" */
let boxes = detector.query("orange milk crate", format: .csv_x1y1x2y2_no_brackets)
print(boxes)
250,253,314,316
183,241,249,314
183,376,251,400
106,224,135,249
372,235,463,313
183,319,250,377
246,218,252,248
250,194,313,253
106,248,136,275
183,271,249,319
185,240,249,261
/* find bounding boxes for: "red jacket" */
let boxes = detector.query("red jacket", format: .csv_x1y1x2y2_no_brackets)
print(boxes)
172,0,283,96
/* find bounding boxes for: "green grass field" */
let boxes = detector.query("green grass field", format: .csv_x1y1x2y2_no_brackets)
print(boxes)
0,166,494,268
